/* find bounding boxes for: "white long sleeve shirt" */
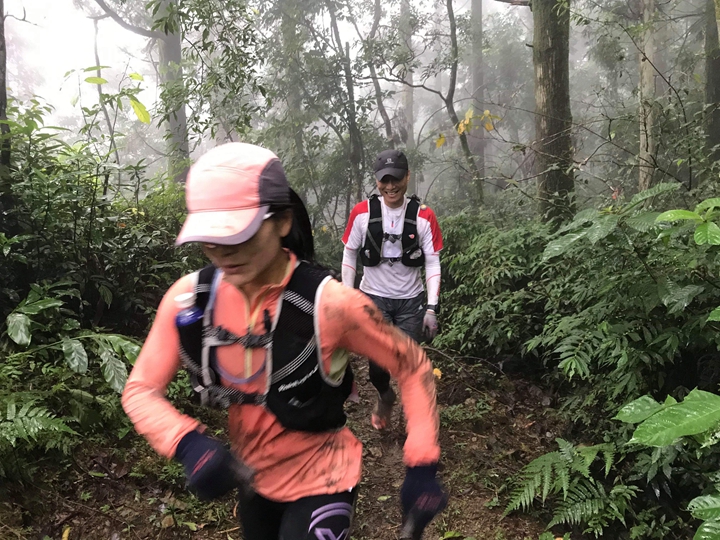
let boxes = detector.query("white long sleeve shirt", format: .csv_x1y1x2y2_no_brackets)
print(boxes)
341,196,442,304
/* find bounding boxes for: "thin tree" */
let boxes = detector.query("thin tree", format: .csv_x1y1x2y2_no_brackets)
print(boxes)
470,0,486,184
0,0,12,236
638,0,658,191
93,0,189,181
706,0,720,166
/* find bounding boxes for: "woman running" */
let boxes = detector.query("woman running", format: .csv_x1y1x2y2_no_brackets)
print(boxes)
121,142,446,540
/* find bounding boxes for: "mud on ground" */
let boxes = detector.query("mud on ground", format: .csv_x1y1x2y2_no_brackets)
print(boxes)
0,352,562,540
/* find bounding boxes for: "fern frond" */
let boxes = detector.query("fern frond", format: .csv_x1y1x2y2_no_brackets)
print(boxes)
0,399,75,448
548,479,606,528
505,451,565,515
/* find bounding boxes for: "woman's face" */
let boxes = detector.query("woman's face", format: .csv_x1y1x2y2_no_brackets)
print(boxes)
201,213,293,290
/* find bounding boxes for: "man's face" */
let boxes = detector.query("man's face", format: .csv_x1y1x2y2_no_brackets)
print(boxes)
376,172,410,207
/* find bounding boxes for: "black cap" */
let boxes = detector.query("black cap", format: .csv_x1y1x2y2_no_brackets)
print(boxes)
374,149,409,181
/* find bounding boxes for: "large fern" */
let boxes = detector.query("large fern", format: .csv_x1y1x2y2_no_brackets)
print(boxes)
504,438,616,514
549,479,638,537
505,439,637,537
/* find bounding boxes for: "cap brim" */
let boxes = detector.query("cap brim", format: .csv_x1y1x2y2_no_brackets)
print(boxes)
375,168,407,181
175,205,270,246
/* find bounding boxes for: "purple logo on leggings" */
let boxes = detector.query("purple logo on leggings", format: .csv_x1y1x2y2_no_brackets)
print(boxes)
314,529,349,540
308,502,353,540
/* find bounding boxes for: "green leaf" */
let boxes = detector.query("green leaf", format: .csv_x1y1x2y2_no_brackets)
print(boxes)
129,98,150,124
629,182,680,205
6,312,31,346
100,348,128,393
615,396,663,424
690,494,720,521
631,390,720,447
19,298,63,315
558,208,599,233
377,495,391,502
696,198,720,213
694,518,720,540
62,339,88,374
83,65,111,72
105,335,141,364
542,231,587,261
708,307,720,322
656,209,703,223
98,284,113,307
625,212,661,232
84,76,108,85
129,72,144,81
586,215,620,244
661,283,704,314
695,222,720,245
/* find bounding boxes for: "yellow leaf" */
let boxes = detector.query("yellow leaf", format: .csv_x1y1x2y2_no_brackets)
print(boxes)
464,107,474,122
485,122,493,131
435,134,446,148
62,528,71,540
483,109,490,117
433,368,442,379
457,122,466,135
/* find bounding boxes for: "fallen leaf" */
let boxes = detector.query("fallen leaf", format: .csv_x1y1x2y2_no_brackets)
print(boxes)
161,515,175,529
433,368,442,379
62,527,71,540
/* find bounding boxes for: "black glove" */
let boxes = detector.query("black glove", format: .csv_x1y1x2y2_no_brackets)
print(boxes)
400,464,448,539
175,430,254,501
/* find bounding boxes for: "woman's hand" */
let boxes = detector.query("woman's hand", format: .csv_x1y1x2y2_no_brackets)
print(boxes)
400,464,448,538
175,430,254,500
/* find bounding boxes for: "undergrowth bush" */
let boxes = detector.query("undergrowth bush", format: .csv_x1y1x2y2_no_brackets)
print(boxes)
0,99,204,481
440,185,720,537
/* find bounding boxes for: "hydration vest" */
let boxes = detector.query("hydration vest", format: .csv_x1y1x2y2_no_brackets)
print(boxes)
177,262,353,433
360,195,425,268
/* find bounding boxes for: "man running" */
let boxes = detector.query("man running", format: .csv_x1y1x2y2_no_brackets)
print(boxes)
341,149,443,430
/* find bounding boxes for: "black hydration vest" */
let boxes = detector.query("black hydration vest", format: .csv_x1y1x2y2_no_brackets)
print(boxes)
360,195,425,268
177,262,353,433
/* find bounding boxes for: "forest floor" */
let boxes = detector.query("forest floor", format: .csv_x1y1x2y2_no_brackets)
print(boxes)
0,352,564,540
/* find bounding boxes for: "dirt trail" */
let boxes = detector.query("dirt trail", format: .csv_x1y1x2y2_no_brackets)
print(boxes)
0,354,556,540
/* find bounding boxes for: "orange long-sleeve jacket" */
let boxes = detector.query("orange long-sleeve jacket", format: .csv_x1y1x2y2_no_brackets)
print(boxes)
121,253,440,502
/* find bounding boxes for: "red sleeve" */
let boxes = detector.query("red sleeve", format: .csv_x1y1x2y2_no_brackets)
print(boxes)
419,206,443,252
342,201,369,245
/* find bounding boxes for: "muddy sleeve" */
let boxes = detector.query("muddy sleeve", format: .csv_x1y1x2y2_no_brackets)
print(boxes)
318,279,440,466
121,276,202,458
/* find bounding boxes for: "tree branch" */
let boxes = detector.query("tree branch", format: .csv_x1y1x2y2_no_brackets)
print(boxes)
494,0,530,5
93,0,164,40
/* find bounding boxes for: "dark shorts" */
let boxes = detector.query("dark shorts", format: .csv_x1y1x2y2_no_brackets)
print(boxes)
364,292,425,342
364,292,425,394
239,488,357,540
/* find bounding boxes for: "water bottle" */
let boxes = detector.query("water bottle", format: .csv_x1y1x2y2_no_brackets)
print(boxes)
175,292,204,364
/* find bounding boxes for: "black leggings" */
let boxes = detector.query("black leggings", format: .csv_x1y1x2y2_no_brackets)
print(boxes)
238,488,357,540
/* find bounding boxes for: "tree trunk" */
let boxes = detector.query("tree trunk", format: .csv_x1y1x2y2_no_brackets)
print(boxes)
533,0,574,222
638,0,657,191
158,23,189,181
706,0,720,166
400,0,417,195
471,0,486,185
0,0,12,236
327,2,365,203
368,0,395,148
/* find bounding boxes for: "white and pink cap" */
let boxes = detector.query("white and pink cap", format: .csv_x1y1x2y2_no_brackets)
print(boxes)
175,143,290,246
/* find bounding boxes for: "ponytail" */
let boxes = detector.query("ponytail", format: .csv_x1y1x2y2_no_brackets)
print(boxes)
271,188,315,262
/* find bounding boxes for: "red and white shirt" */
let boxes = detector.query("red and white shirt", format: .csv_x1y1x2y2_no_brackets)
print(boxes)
341,196,443,301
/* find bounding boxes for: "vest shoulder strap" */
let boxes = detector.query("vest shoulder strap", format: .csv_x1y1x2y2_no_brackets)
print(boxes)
195,265,217,311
